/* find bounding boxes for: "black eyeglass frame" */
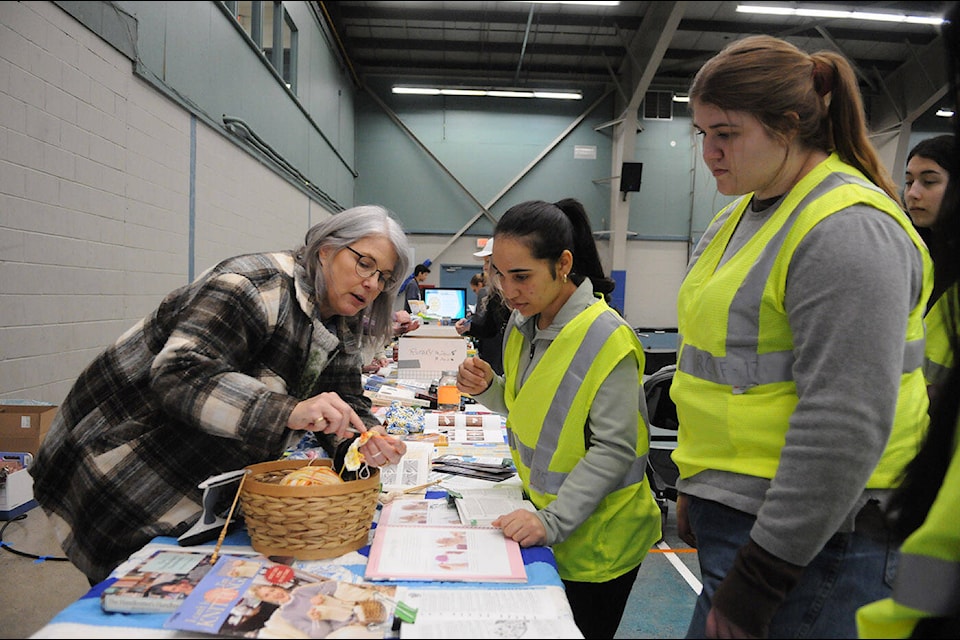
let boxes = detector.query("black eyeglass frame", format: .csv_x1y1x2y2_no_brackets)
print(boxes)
343,246,395,290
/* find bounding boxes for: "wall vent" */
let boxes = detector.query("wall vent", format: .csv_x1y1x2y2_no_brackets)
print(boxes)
643,91,674,121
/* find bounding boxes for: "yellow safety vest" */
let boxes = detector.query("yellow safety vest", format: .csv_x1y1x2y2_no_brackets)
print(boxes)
924,286,956,387
857,420,960,637
672,153,932,486
503,298,662,581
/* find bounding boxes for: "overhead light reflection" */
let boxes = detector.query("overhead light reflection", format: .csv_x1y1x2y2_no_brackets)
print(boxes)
392,86,582,100
736,4,944,25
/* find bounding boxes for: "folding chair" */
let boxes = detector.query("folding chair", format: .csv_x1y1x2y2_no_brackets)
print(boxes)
643,364,679,516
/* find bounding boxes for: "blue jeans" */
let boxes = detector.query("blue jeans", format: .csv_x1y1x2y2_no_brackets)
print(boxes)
684,496,897,639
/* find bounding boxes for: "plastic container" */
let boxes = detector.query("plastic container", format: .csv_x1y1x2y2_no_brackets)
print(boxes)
437,370,461,411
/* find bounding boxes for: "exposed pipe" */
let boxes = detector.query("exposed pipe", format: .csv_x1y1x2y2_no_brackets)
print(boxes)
315,1,362,88
223,115,344,212
514,5,536,83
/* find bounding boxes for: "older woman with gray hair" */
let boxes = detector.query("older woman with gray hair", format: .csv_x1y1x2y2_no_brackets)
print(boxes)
29,205,410,585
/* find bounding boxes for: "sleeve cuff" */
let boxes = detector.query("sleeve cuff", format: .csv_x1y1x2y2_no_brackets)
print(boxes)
712,538,805,637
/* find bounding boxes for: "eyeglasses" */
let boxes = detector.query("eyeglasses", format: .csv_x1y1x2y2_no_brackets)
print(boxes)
344,246,395,290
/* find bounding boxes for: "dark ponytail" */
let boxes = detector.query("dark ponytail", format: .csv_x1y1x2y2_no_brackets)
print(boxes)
494,198,614,301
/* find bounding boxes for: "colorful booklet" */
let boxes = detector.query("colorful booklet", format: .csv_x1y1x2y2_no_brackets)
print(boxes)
163,554,399,638
100,549,223,614
365,501,527,583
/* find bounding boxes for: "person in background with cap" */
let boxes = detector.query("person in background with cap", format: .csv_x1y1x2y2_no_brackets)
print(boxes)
402,263,430,314
455,238,511,375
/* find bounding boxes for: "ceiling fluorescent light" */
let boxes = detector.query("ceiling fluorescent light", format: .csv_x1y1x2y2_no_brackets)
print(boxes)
936,108,955,118
440,88,486,96
672,94,690,103
534,90,583,100
392,87,441,95
736,4,944,26
487,90,536,98
520,2,621,6
392,85,582,100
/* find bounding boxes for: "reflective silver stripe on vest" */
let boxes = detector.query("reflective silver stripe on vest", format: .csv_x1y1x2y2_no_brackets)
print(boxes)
510,310,648,495
679,173,923,388
687,199,742,276
892,552,960,616
924,357,950,386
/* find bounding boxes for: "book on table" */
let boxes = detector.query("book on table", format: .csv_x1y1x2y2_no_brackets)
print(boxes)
365,499,528,583
393,585,584,639
100,548,229,614
163,554,401,638
450,484,537,527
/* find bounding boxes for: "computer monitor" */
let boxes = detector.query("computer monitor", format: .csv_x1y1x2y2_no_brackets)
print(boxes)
422,287,467,320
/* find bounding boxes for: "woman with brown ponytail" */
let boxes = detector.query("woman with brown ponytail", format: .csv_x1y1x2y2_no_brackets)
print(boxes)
672,35,932,638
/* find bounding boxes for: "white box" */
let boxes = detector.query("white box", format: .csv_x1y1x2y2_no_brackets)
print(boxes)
0,466,37,520
397,335,468,377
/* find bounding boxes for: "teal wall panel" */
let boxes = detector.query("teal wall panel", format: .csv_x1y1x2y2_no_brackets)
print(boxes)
355,85,616,235
115,1,358,210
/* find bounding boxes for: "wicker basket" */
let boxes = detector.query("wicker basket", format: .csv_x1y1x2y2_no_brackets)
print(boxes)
240,458,380,560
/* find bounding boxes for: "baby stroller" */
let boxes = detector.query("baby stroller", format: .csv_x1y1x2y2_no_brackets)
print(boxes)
644,364,679,515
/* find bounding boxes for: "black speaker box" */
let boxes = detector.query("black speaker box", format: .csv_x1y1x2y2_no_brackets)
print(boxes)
620,162,643,192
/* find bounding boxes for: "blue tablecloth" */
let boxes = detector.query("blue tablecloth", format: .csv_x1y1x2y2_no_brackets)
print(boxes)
37,491,562,635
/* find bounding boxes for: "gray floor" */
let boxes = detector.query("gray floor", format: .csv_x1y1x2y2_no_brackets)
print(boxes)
0,499,700,639
0,506,91,638
616,499,701,639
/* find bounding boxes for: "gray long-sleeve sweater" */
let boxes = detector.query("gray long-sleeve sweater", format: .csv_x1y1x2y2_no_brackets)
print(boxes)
679,199,927,566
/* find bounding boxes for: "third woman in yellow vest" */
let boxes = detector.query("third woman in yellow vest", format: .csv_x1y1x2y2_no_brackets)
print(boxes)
672,35,932,638
903,134,957,399
456,198,662,639
857,6,960,636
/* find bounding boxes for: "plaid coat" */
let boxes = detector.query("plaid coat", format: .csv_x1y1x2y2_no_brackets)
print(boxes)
29,251,377,583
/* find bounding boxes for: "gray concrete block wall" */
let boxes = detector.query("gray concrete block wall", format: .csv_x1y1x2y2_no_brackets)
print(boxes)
0,2,327,405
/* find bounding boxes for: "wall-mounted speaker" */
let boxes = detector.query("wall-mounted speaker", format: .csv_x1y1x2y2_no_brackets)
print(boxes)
620,162,643,192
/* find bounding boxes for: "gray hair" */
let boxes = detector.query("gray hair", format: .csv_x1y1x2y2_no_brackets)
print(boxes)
296,205,411,347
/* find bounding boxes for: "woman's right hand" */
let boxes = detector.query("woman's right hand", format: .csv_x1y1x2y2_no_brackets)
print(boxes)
454,318,469,335
457,356,493,395
288,392,367,439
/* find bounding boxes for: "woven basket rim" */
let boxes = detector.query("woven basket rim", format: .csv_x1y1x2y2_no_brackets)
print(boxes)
240,458,381,560
242,458,381,497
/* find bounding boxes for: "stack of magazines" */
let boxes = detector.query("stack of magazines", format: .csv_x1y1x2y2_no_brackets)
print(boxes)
431,454,515,481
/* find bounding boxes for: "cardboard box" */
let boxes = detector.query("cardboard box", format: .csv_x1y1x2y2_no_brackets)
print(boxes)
0,465,37,520
0,402,58,458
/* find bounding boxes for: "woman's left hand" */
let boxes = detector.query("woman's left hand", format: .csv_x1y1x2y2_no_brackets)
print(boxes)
359,425,406,466
492,509,546,547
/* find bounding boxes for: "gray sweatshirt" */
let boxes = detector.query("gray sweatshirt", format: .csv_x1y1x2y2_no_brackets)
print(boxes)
679,198,927,566
475,280,643,546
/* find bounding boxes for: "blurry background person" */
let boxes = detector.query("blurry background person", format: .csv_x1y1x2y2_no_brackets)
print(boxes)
904,134,957,397
28,206,410,585
361,309,420,373
858,6,960,636
457,200,662,638
455,238,511,375
673,35,931,638
468,271,485,298
402,263,430,313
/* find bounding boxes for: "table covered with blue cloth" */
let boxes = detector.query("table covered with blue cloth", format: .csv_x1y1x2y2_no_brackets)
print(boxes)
30,490,568,639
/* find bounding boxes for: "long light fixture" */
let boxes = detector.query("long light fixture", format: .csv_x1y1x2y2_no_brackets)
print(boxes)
518,1,621,6
936,108,955,118
392,86,583,100
736,4,944,26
